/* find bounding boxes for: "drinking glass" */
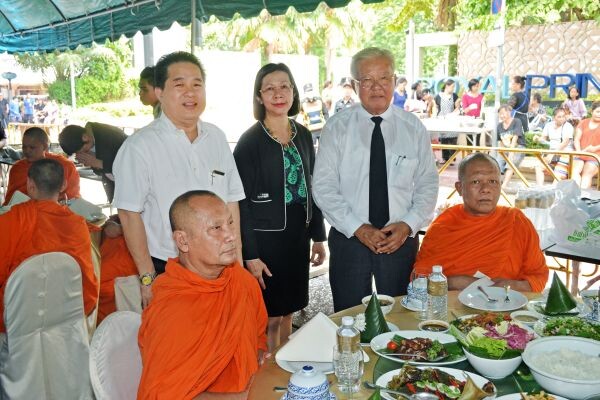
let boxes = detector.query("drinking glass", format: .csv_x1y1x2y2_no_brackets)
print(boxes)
409,272,429,320
332,345,363,396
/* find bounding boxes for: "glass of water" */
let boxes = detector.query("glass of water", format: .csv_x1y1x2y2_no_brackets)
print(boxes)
410,272,429,320
332,345,363,396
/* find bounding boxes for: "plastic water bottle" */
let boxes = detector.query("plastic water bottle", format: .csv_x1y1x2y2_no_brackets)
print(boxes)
427,265,448,321
334,316,363,393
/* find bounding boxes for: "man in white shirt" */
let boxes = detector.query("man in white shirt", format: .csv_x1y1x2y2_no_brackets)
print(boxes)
113,52,245,308
313,47,439,311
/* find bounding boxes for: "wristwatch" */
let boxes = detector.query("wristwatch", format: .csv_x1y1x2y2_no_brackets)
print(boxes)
139,272,157,286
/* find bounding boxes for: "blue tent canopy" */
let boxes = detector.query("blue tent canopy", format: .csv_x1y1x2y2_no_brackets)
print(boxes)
0,0,381,53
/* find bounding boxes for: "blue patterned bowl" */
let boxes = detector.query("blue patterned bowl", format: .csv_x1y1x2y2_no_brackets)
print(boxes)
286,365,330,400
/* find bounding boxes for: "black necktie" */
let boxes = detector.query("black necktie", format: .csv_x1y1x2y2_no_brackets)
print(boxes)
369,116,389,229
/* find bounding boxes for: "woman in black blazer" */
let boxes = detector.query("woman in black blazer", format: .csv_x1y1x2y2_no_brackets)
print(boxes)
233,63,327,351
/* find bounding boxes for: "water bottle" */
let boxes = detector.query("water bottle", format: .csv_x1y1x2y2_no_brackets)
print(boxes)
427,265,448,321
334,316,363,393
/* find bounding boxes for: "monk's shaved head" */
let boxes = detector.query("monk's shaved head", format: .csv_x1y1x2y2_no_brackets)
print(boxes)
28,158,64,198
169,190,221,233
458,152,500,183
23,127,50,145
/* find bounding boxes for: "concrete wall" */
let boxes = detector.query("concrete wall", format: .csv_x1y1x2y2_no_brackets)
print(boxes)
457,20,600,78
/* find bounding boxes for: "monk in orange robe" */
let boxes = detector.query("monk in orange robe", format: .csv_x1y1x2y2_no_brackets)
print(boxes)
0,158,98,333
3,127,80,205
138,190,268,400
97,218,138,324
414,153,548,292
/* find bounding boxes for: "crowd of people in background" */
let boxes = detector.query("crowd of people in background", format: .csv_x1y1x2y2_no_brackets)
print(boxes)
0,93,60,127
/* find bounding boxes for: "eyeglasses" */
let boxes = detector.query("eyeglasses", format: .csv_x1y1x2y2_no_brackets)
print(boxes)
354,75,396,90
260,83,294,96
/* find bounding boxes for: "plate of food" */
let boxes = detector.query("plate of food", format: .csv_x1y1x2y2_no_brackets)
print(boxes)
450,312,513,334
496,393,568,400
458,286,528,312
533,316,600,340
369,330,465,366
376,365,496,400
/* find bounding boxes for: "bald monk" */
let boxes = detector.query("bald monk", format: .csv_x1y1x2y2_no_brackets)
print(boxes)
3,127,80,205
414,152,549,292
97,217,138,324
137,190,268,400
0,158,98,333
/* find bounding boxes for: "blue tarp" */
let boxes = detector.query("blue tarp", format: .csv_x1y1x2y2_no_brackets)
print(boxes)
0,0,381,53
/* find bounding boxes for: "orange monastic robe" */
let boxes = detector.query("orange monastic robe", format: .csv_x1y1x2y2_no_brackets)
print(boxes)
0,200,99,333
3,152,81,205
137,259,268,400
414,205,549,292
97,236,137,324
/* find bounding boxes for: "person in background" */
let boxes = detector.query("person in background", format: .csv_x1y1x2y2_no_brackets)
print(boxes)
234,63,326,351
404,88,434,117
461,78,484,145
533,106,574,185
139,66,161,119
333,77,356,114
527,92,547,132
563,86,587,127
298,83,329,146
321,80,333,114
22,94,34,124
8,97,20,123
497,104,526,191
313,47,438,311
113,51,245,308
59,122,127,203
408,81,422,101
413,152,548,292
392,76,408,109
507,75,529,133
0,93,8,129
572,101,600,189
434,79,461,163
4,127,80,205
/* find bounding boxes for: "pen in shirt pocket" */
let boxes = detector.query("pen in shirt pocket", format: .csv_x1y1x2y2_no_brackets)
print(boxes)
395,155,407,166
211,170,225,184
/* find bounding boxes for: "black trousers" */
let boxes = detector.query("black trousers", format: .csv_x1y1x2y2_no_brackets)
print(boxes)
151,257,167,275
328,227,418,312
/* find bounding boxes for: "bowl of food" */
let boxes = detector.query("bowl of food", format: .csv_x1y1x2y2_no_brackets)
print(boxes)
510,310,542,327
418,319,450,333
361,294,395,315
463,348,521,379
522,336,600,400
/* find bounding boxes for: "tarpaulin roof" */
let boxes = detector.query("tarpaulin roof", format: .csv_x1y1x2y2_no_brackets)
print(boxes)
0,0,381,53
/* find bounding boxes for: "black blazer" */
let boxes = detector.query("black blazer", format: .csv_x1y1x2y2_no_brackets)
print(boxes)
87,122,127,202
233,120,326,260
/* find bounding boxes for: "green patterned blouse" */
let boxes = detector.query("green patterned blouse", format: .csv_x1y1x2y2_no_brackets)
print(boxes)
283,145,307,205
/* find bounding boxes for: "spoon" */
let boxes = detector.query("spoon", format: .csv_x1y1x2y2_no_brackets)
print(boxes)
477,286,498,303
385,352,449,362
504,285,511,303
363,381,439,399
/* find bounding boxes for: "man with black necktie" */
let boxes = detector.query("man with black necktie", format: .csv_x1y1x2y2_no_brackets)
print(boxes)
313,47,439,311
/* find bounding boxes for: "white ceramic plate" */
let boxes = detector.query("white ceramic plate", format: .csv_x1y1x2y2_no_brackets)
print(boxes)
361,322,400,345
399,295,425,312
369,330,466,366
527,299,587,317
459,286,528,312
375,366,494,400
496,394,568,400
276,352,370,375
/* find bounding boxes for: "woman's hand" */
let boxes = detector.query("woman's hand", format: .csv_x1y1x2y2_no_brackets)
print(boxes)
246,259,271,289
310,242,327,266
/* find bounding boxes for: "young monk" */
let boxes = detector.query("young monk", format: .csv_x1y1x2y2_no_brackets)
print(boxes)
3,127,80,205
0,158,98,333
413,152,549,292
137,190,267,399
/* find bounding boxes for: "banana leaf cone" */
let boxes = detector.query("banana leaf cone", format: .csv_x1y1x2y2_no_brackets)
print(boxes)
367,387,382,400
360,292,390,343
545,271,577,314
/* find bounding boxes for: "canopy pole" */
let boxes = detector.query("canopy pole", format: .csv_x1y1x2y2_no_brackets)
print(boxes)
191,0,197,55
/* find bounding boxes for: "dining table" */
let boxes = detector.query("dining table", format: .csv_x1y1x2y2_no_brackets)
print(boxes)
249,290,542,399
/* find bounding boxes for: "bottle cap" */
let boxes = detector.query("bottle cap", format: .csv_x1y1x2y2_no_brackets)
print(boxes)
341,316,354,326
432,265,442,273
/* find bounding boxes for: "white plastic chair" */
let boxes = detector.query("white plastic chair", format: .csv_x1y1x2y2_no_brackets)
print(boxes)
89,311,142,400
0,252,93,400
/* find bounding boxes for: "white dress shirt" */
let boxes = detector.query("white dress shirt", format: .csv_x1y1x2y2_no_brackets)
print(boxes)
313,104,439,238
113,113,245,260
